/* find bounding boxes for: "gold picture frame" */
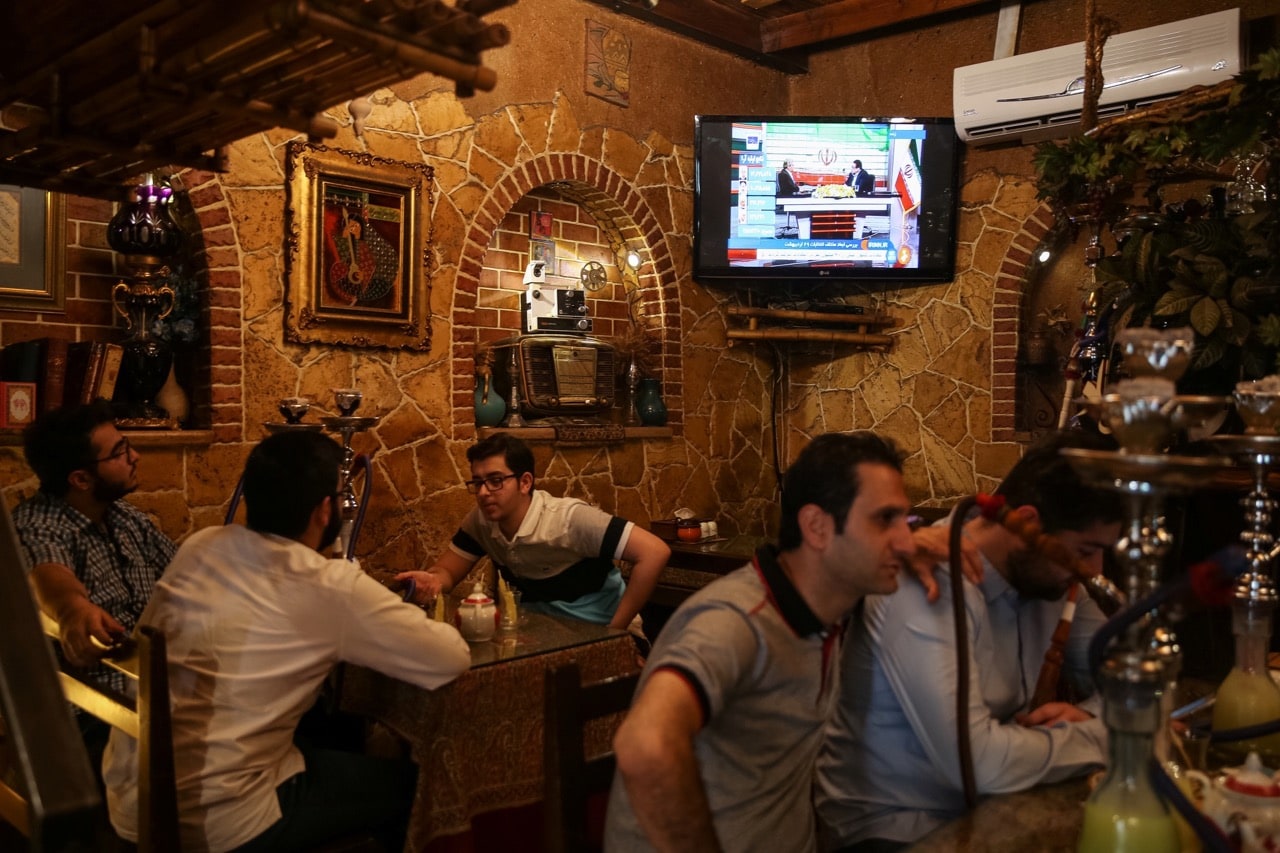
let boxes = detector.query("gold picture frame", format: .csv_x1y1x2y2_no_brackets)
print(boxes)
284,142,433,350
0,186,66,312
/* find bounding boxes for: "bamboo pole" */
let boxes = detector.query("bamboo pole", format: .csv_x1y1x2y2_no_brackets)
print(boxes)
726,305,895,326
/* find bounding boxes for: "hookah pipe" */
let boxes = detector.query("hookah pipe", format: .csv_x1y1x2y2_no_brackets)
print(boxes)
973,493,1128,616
948,493,1130,810
1057,292,1112,430
1084,546,1249,853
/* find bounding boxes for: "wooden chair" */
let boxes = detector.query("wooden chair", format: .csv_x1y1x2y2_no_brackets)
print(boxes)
37,613,180,853
0,485,178,852
543,662,640,853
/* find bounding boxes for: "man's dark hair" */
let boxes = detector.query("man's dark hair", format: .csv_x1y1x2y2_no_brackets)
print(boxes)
853,159,863,169
243,431,344,538
778,431,903,550
995,429,1123,533
23,399,117,497
467,431,536,483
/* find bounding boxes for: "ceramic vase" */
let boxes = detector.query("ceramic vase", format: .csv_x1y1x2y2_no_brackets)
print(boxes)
155,363,189,424
474,370,506,427
635,377,667,426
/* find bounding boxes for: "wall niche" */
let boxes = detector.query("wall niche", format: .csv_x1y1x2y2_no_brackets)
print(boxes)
468,182,678,433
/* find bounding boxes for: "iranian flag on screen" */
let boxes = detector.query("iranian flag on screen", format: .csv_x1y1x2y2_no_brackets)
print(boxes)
894,138,921,215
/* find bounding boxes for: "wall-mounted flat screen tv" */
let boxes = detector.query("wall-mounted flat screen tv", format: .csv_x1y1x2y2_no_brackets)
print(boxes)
693,115,961,285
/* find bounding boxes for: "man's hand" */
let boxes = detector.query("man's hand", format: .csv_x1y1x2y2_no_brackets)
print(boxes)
394,569,449,606
907,524,983,603
56,597,126,667
1017,702,1093,727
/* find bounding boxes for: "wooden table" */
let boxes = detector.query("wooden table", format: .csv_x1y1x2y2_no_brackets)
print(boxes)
338,612,638,850
906,778,1091,852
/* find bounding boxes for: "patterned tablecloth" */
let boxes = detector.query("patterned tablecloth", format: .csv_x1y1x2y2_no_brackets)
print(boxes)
338,612,638,850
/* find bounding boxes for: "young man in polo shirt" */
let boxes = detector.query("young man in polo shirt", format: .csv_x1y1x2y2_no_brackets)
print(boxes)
398,432,670,632
603,431,917,852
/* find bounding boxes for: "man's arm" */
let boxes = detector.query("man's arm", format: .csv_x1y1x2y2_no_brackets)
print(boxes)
396,549,478,605
29,562,125,666
609,526,670,631
613,669,723,853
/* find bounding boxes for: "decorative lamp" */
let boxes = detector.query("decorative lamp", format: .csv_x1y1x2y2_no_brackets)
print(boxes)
108,174,185,422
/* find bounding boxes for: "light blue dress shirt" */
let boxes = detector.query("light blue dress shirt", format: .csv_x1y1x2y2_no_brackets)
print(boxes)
814,550,1109,848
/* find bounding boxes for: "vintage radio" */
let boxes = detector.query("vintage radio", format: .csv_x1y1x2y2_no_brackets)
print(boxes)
485,334,615,417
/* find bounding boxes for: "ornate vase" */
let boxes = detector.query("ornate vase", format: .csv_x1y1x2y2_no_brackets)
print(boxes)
635,377,667,426
108,174,185,421
474,368,506,427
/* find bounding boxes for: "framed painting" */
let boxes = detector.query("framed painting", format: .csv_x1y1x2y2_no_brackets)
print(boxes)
530,237,556,271
284,142,433,350
530,210,553,239
0,186,66,312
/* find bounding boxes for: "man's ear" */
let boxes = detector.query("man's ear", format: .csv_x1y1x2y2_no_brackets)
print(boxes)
797,503,834,551
66,468,94,494
518,472,534,494
310,494,333,531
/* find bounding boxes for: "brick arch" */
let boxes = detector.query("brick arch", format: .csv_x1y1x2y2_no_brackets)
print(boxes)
990,201,1056,442
178,169,245,443
450,152,683,437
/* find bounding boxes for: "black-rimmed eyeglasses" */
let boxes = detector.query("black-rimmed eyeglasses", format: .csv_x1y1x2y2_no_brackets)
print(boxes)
94,437,134,464
464,473,518,494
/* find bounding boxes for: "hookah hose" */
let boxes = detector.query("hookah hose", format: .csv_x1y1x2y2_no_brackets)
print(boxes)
345,452,374,561
949,495,979,810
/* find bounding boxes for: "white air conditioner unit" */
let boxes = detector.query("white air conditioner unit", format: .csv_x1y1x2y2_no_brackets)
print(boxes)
954,8,1241,146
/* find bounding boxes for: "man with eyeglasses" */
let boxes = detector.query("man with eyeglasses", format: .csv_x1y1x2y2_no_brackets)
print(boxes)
12,399,177,766
397,432,670,634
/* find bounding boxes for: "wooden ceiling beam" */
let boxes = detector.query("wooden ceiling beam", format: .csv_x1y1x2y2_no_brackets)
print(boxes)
580,0,808,73
761,0,994,52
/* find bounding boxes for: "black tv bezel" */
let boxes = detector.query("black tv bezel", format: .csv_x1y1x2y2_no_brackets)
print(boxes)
692,114,962,287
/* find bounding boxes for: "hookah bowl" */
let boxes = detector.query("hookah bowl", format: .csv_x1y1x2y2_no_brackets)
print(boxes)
278,397,310,424
1115,327,1194,382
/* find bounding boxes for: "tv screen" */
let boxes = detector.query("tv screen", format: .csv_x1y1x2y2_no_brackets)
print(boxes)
693,115,961,285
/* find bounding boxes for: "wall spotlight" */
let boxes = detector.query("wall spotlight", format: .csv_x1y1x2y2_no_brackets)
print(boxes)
625,249,643,269
1037,249,1052,263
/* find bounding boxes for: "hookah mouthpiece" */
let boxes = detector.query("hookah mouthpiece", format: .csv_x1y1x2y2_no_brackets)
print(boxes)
1083,575,1127,616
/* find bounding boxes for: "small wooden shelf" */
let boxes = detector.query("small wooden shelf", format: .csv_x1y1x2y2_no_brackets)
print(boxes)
725,305,895,348
476,425,672,442
0,429,214,448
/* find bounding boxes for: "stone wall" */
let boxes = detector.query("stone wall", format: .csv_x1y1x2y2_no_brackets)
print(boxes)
1,0,1268,565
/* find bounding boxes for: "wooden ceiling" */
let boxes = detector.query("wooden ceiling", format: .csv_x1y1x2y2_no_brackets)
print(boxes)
582,0,997,72
0,0,516,199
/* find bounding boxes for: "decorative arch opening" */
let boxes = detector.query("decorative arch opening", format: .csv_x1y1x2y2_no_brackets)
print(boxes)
450,153,683,438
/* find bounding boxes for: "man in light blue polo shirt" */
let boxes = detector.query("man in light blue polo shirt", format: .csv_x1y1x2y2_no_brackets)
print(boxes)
815,430,1125,852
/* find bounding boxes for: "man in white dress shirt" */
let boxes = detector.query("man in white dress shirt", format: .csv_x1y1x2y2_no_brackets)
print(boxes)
104,431,471,853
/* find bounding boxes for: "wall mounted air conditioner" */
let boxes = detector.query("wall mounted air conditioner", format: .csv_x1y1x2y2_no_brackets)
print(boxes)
954,8,1241,146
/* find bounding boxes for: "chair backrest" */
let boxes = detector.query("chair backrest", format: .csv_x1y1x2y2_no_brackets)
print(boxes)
0,502,100,849
38,613,180,853
543,662,640,853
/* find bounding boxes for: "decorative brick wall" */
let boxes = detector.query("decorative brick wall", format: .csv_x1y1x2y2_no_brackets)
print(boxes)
991,202,1055,442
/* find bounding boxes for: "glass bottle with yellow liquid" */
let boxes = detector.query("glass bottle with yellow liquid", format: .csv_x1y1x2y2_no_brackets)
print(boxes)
1212,600,1280,765
1077,654,1180,853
